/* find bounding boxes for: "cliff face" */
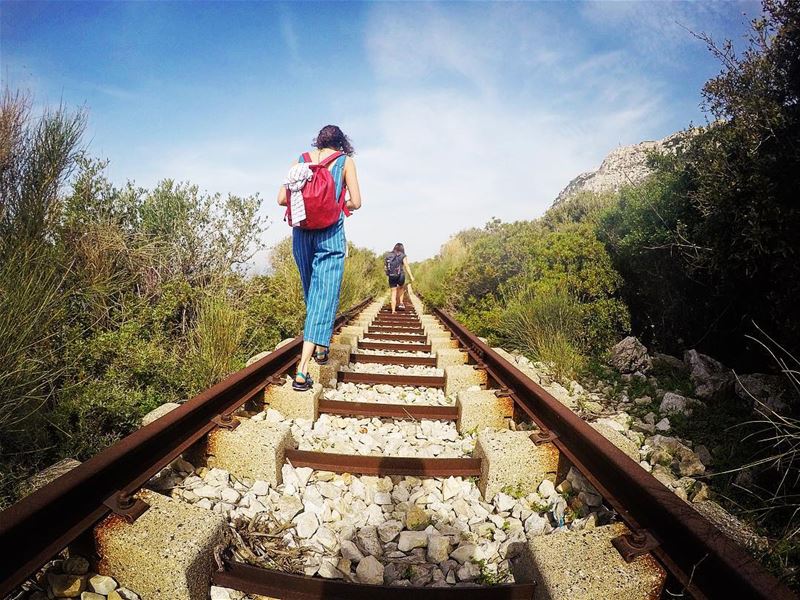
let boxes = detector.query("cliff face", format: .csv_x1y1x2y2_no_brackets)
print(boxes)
553,130,691,205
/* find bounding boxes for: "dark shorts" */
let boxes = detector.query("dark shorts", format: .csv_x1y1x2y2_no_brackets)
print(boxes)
388,274,405,288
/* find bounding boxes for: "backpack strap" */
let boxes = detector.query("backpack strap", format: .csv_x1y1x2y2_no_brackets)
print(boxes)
318,150,344,167
300,152,312,163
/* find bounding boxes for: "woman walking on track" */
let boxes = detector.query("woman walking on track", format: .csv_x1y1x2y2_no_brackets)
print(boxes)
278,125,362,391
385,243,415,313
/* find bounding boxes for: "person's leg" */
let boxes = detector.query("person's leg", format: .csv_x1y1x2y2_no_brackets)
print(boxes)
398,284,406,308
390,283,398,313
293,230,317,388
304,219,346,353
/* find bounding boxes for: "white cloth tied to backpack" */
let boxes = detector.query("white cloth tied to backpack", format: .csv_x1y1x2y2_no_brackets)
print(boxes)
284,162,313,226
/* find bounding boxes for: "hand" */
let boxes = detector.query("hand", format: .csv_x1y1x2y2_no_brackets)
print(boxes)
345,200,357,211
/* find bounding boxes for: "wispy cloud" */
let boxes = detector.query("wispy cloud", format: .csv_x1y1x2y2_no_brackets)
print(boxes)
344,3,672,259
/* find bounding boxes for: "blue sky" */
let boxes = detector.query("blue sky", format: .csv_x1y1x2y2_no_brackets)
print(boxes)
2,1,761,263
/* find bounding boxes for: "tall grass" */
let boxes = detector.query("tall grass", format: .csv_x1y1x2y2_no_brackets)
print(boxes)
414,237,468,309
497,286,585,382
186,293,248,392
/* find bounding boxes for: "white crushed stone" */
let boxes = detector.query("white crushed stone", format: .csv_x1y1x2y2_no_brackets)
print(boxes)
291,415,474,458
341,362,443,377
172,465,614,588
324,382,453,406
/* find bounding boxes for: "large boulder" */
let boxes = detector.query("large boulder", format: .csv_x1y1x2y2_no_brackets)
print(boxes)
609,336,652,374
651,352,686,373
683,350,734,401
735,373,791,415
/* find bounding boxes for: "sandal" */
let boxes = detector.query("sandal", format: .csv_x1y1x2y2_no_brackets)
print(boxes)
292,371,314,391
313,347,329,365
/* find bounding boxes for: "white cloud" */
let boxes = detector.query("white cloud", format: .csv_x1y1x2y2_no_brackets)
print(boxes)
337,3,672,260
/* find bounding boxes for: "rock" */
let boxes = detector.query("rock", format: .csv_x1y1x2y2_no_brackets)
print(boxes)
398,530,428,551
293,512,319,538
356,526,383,556
63,556,90,575
210,587,233,600
341,539,365,562
735,373,790,414
554,131,692,205
634,395,653,406
450,543,477,564
141,402,181,426
48,573,85,597
19,458,82,498
378,520,403,543
609,337,652,374
678,453,706,477
427,535,451,563
591,422,640,462
356,555,384,585
81,593,105,600
110,588,140,600
220,488,240,504
693,501,768,552
405,505,430,530
278,495,303,520
537,480,556,498
318,557,344,579
655,418,670,432
695,444,713,466
690,481,712,503
246,351,270,367
88,574,117,595
652,353,686,373
251,480,270,495
659,392,692,415
684,350,734,400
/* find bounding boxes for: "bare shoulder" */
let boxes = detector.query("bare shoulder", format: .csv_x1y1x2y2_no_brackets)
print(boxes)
344,156,357,170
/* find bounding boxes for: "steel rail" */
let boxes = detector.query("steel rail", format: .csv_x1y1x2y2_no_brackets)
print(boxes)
0,298,373,596
212,561,536,599
284,450,482,477
318,398,458,420
350,353,437,366
432,306,795,600
338,371,445,388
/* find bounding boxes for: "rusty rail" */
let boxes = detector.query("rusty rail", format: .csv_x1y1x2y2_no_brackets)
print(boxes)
431,306,795,600
0,298,372,596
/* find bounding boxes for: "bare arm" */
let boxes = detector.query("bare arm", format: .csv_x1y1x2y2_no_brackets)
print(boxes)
403,257,415,282
344,157,362,210
277,159,299,206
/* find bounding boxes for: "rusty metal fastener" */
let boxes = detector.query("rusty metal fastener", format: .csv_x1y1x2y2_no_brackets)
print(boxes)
529,430,558,445
212,414,240,430
494,388,511,397
103,491,149,523
611,529,659,563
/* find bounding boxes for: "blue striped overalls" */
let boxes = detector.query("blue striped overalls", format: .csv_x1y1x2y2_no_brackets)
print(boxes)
292,153,347,347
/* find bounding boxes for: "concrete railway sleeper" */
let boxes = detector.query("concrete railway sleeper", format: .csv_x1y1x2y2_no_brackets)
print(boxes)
0,295,794,600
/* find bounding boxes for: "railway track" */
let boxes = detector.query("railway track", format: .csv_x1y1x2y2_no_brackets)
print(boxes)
0,294,794,600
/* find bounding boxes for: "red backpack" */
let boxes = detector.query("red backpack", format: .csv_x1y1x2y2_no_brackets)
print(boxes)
286,151,350,229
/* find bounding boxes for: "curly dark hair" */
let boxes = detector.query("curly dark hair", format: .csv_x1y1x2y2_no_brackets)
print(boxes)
313,125,354,156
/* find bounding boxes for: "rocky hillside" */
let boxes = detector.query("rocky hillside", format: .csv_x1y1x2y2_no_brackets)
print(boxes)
553,130,692,205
